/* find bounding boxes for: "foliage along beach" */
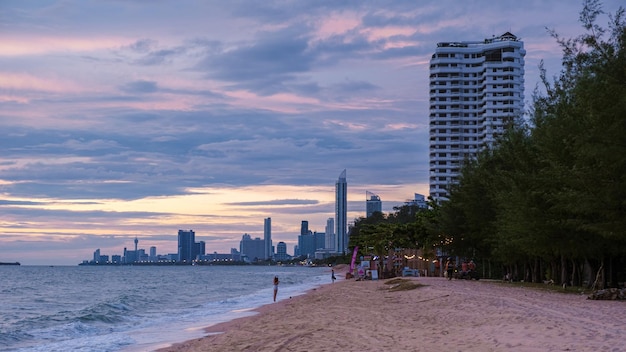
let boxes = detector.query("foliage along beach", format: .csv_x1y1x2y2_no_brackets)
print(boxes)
350,1,626,290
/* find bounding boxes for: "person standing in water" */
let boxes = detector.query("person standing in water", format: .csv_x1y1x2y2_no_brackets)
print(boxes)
331,269,336,283
273,276,279,302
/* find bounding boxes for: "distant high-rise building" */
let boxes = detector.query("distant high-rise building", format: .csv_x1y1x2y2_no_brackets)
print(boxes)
93,248,100,263
429,32,525,200
195,241,206,259
239,233,265,262
149,246,156,261
177,229,195,263
275,241,288,261
366,191,382,217
298,232,315,258
300,220,309,236
335,169,347,254
405,193,428,209
325,217,335,250
231,248,241,262
314,231,325,251
298,231,326,258
123,246,138,264
264,217,272,260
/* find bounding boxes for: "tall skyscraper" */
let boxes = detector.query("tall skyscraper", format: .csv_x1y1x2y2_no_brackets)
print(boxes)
365,191,382,217
429,32,525,200
149,246,156,261
177,229,195,262
325,217,335,250
300,220,309,236
264,217,272,260
335,169,347,254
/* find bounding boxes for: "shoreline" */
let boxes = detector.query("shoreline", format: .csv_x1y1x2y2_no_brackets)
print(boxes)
157,271,339,352
158,274,626,352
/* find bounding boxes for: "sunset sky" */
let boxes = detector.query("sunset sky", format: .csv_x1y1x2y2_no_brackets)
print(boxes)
1,0,621,265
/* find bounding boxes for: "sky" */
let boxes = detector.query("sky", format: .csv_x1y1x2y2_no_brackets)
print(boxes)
1,0,622,265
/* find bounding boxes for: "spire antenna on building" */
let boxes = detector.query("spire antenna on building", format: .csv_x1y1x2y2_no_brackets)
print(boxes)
134,237,138,262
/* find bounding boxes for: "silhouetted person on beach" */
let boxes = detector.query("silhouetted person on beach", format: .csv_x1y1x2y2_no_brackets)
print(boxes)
273,276,279,302
331,269,336,283
445,258,454,280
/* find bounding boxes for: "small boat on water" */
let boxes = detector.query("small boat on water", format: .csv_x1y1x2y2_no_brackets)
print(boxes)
0,262,20,266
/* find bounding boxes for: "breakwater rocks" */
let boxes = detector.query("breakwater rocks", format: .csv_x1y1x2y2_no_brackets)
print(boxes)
587,288,626,300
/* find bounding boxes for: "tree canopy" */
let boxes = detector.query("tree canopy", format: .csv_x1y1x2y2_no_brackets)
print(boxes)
349,0,626,287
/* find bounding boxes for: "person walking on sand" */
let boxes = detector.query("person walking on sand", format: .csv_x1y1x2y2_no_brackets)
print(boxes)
273,276,279,302
445,258,454,280
331,269,336,283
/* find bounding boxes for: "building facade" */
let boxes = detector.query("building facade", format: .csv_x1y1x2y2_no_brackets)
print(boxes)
275,241,288,261
177,229,196,262
300,220,309,236
264,217,272,260
405,193,428,209
365,191,382,217
298,231,326,259
239,233,265,262
325,217,335,251
429,32,525,200
149,246,156,261
335,169,347,254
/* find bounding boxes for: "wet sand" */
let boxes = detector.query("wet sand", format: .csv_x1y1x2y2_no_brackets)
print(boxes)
158,273,625,352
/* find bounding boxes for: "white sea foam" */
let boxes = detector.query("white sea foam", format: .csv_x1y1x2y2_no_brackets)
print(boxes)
0,265,329,352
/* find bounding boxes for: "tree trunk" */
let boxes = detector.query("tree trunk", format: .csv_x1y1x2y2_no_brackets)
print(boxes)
570,259,578,287
608,257,616,288
560,255,568,286
533,257,541,283
549,260,555,284
591,260,604,291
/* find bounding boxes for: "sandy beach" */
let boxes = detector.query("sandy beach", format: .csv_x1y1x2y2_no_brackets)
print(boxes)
159,271,625,352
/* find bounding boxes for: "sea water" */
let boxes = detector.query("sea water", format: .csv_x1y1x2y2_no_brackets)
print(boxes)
0,265,329,351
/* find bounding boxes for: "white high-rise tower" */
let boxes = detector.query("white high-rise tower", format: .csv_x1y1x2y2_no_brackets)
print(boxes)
429,32,525,200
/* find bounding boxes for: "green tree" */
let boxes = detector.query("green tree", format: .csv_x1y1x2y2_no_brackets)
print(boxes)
531,0,626,286
436,0,626,285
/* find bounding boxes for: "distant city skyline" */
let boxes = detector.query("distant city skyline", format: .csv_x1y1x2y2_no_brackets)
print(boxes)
82,172,395,263
2,1,621,265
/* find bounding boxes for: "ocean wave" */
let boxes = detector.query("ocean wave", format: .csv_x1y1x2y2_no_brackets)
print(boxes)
2,265,329,351
76,295,136,325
